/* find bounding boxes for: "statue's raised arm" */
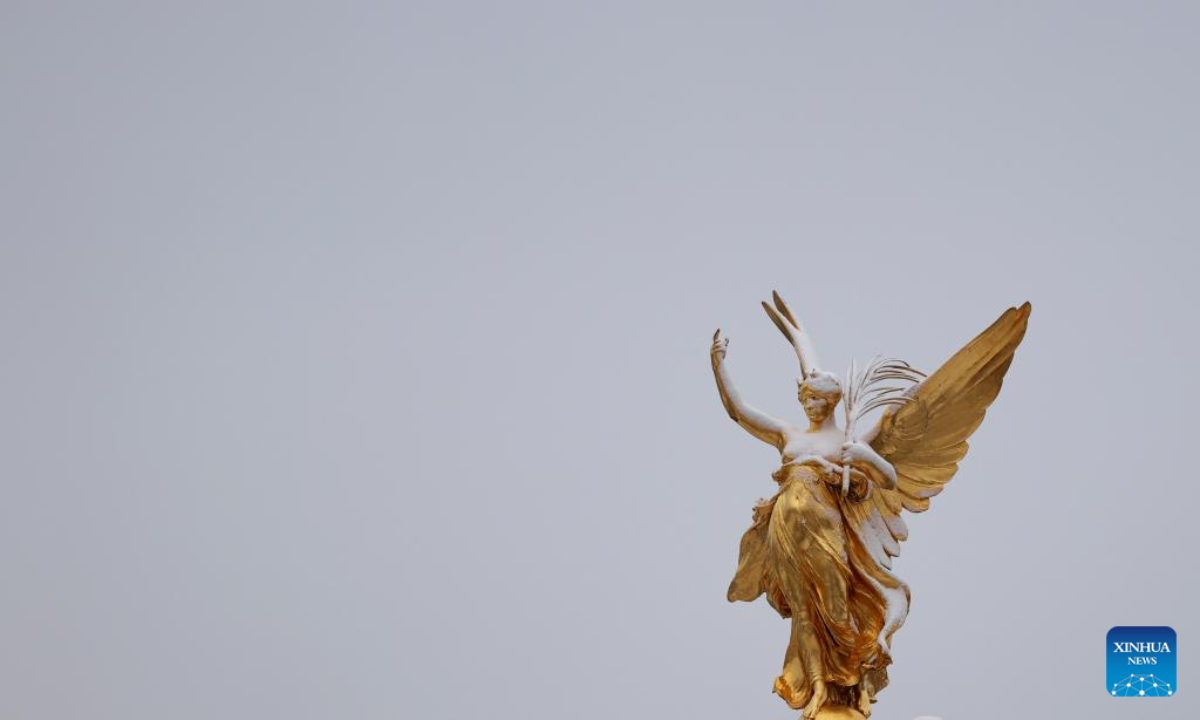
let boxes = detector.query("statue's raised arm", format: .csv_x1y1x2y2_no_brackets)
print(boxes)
710,328,789,448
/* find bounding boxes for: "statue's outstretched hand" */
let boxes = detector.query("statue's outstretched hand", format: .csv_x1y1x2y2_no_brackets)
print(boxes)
711,329,729,365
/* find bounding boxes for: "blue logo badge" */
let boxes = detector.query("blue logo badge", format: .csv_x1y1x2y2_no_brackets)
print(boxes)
1108,626,1176,697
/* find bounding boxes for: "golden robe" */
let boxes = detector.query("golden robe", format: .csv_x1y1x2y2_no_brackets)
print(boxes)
727,462,911,711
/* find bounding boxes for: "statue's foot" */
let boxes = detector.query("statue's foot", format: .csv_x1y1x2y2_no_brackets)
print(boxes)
802,680,828,719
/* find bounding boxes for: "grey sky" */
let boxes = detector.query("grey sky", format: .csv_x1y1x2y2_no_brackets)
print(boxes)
2,2,1197,719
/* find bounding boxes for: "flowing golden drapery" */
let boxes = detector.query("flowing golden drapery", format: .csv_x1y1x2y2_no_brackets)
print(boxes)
728,463,910,710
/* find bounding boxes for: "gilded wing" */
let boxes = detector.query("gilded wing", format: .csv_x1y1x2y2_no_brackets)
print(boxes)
848,303,1031,568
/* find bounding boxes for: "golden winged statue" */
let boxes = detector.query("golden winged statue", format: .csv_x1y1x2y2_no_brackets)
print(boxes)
711,292,1030,719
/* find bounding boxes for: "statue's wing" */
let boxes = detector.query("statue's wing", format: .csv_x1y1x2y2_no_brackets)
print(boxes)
851,303,1031,567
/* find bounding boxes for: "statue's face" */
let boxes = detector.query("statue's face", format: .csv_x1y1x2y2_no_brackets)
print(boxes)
799,388,839,424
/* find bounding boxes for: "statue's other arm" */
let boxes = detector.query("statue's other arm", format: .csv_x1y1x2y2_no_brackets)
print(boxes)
842,440,897,490
711,330,787,448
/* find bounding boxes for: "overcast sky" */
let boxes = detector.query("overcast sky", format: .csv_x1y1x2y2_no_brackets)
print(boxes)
3,2,1198,719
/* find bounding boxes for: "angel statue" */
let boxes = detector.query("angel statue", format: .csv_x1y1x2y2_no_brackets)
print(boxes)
711,292,1030,719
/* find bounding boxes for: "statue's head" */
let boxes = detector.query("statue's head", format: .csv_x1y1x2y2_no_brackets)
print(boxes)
797,370,842,423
